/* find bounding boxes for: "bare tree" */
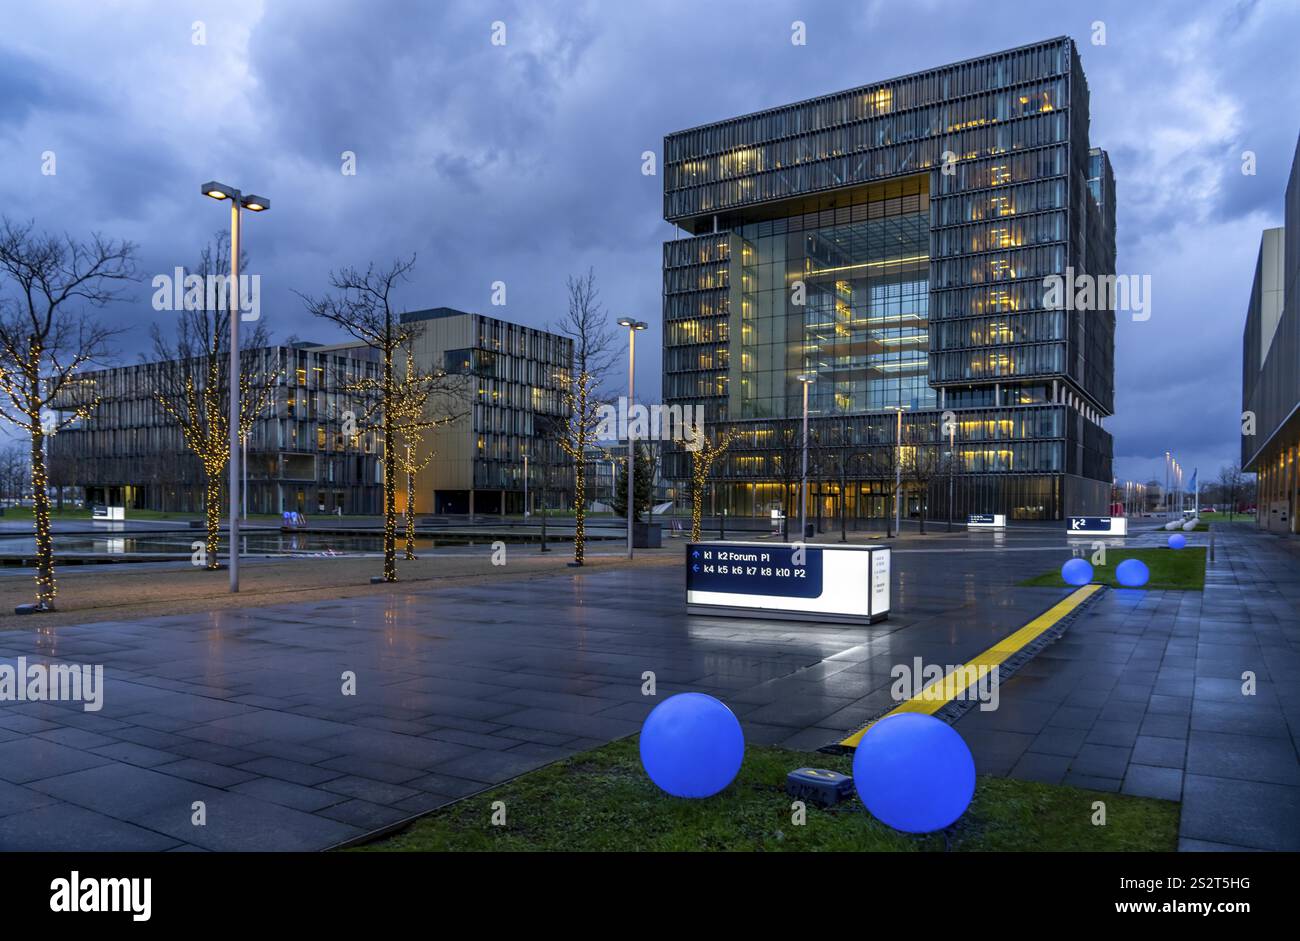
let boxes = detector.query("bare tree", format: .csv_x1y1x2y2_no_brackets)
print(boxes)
0,218,135,610
297,256,460,582
151,233,274,569
899,441,942,535
769,419,804,541
531,413,564,553
0,443,27,506
1218,461,1245,520
818,417,861,543
551,269,616,566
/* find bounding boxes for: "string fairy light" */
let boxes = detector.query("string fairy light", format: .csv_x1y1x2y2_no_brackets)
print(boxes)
556,367,598,566
154,348,273,571
689,429,734,542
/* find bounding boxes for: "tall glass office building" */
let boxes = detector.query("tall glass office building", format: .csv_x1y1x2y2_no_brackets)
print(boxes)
662,37,1115,521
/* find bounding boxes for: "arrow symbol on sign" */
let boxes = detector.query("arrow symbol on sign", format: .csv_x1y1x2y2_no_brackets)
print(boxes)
692,550,700,558
692,564,700,572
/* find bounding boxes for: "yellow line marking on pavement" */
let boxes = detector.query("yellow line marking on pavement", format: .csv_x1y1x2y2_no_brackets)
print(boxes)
837,584,1102,749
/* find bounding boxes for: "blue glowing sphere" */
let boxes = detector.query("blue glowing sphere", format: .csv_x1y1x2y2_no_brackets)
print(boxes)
1116,557,1150,587
853,714,975,833
1168,534,1187,550
1061,557,1093,586
640,693,744,798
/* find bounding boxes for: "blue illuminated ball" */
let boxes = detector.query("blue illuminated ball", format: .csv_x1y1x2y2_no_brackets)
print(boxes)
1061,557,1093,586
640,693,744,798
853,714,975,833
1168,534,1187,550
1116,557,1150,587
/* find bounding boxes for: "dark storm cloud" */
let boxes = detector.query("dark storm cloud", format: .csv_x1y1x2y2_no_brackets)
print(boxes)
0,47,89,129
0,0,1295,483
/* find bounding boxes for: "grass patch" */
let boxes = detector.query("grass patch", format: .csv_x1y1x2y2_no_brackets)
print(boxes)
353,738,1177,852
1020,547,1206,590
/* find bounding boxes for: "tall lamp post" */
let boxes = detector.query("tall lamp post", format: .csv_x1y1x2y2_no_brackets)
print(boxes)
200,181,269,593
893,405,907,538
946,418,956,532
617,317,648,559
796,373,816,540
1170,449,1180,517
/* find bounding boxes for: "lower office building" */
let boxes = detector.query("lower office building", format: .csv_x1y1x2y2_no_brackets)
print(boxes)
1242,134,1300,534
49,308,573,518
405,308,572,515
661,37,1116,521
51,343,386,515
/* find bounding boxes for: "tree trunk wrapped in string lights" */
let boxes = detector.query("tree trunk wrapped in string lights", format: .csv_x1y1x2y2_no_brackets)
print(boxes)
0,219,136,611
298,257,463,582
689,429,733,541
557,367,600,564
152,234,274,570
552,270,616,567
392,348,448,560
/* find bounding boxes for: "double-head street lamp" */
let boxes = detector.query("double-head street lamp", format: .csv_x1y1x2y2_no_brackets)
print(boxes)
796,373,817,540
617,317,648,559
200,181,270,593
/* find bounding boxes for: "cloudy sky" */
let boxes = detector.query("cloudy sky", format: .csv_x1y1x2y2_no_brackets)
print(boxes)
2,0,1296,487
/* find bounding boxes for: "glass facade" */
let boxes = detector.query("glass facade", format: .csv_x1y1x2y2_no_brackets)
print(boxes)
49,346,386,515
733,178,933,420
662,37,1115,521
50,311,576,517
462,313,572,496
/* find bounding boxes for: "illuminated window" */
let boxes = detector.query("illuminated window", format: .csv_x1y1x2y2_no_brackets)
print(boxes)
867,87,892,114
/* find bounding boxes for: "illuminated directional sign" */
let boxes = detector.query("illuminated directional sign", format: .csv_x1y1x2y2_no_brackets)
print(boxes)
967,513,1006,528
686,541,890,624
1067,516,1127,536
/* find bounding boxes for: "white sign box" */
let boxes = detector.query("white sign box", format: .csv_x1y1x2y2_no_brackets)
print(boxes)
686,541,890,624
1067,516,1127,536
967,513,1006,529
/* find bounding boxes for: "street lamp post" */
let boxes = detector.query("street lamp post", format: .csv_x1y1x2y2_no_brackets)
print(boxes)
200,181,269,593
796,374,816,540
893,406,906,538
523,450,528,518
947,419,956,532
617,317,648,559
1170,449,1180,517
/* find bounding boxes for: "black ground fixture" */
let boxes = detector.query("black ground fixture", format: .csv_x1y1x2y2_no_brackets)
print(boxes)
786,767,854,807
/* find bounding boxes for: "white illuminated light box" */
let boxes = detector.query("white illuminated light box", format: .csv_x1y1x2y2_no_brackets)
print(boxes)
685,541,890,624
967,513,1006,529
1067,516,1127,536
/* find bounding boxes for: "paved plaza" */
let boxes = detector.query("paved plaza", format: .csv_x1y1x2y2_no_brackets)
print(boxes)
0,524,1295,851
954,524,1300,850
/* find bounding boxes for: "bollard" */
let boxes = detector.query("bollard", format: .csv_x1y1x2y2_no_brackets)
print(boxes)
1209,531,1215,563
